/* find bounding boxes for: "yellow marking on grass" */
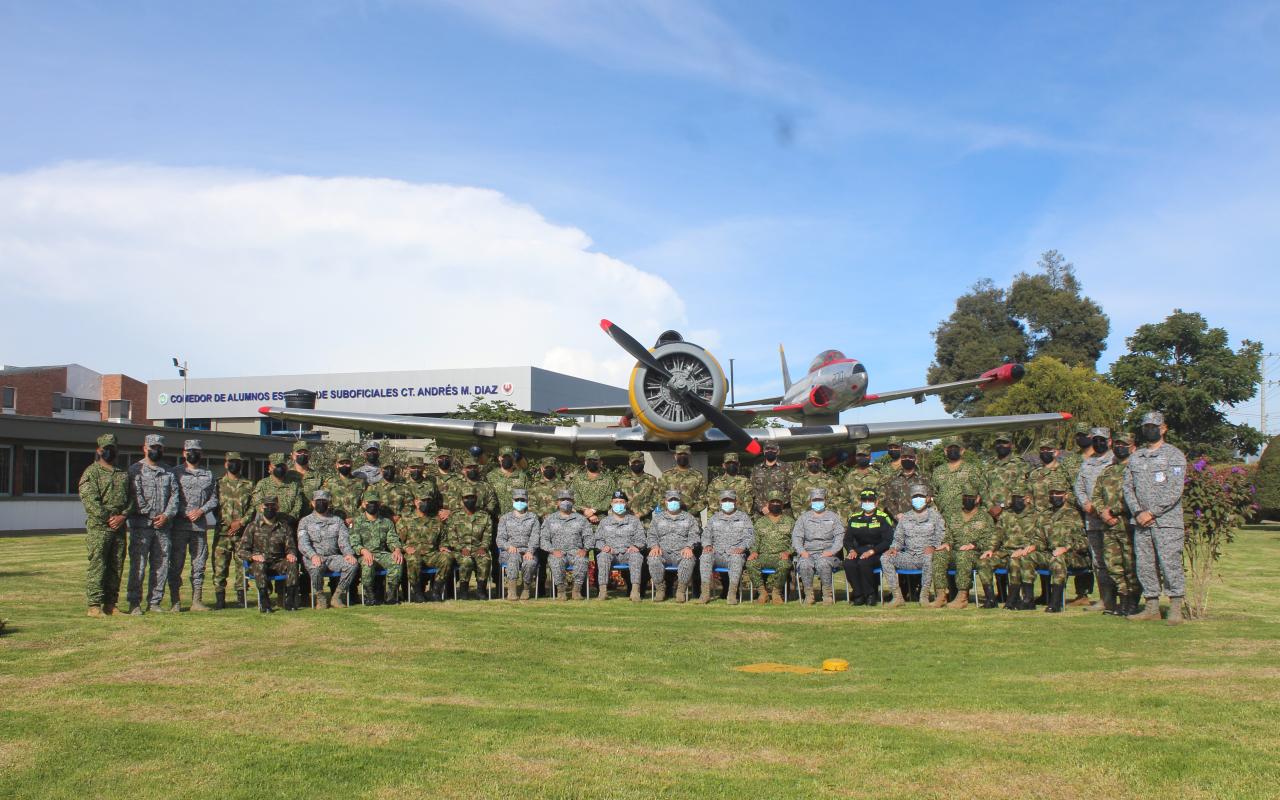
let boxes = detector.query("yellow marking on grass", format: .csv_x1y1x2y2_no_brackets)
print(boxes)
734,661,821,674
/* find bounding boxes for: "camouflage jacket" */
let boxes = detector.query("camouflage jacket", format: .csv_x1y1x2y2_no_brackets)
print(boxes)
486,469,529,511
749,462,792,513
930,461,989,529
1027,462,1071,512
790,471,846,518
879,471,933,518
569,471,617,515
751,512,795,556
702,510,755,551
349,516,403,554
237,516,298,562
442,474,498,517
403,474,439,504
647,511,701,551
216,474,254,534
984,455,1028,510
252,474,304,522
615,470,661,521
529,476,571,518
540,511,590,552
78,461,133,528
496,511,540,553
322,473,366,523
841,469,881,508
943,508,997,551
994,507,1037,551
660,468,707,515
291,467,325,516
1091,460,1131,524
1034,506,1082,551
363,478,415,521
444,509,493,551
399,513,447,552
706,473,753,518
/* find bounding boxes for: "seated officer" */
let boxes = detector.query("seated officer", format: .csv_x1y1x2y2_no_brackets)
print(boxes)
698,489,755,605
237,496,300,613
745,490,794,605
595,490,646,601
928,476,994,610
496,488,540,601
349,498,405,606
842,488,894,605
297,489,358,609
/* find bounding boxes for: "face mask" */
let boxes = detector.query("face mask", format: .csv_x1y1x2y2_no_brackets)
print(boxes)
146,446,163,461
542,467,556,480
1039,451,1055,465
675,455,689,468
725,463,740,475
994,444,1012,458
337,465,352,477
437,458,452,471
314,500,330,515
559,500,575,512
1092,438,1109,455
382,467,396,481
1075,433,1093,449
1141,425,1162,443
364,502,381,516
409,469,423,480
263,507,278,520
767,502,783,514
764,451,778,463
462,497,478,512
185,451,201,466
1050,495,1066,509
585,460,600,472
720,502,735,513
464,468,479,480
900,459,916,472
945,447,962,462
961,496,978,511
513,500,528,512
365,452,379,465
806,462,821,473
1113,445,1130,460
860,501,876,513
887,449,901,460
666,500,681,512
99,446,117,463
810,501,826,512
630,462,644,474
226,461,241,476
910,497,927,511
855,455,871,468
499,456,514,470
417,501,434,515
612,503,628,515
272,464,287,478
294,454,309,467
1010,497,1026,513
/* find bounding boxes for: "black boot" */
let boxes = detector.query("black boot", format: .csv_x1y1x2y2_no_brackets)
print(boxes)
287,585,300,611
476,581,488,600
214,590,226,610
235,588,245,607
1045,584,1064,613
258,588,274,613
980,584,997,609
1020,582,1035,610
410,585,426,603
1004,583,1020,610
1101,584,1118,615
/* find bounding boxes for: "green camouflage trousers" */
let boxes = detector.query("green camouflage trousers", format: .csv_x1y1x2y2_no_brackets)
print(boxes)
931,548,977,591
85,526,127,608
744,554,791,591
977,550,1008,588
1009,550,1047,585
1047,547,1090,586
1104,524,1139,595
248,557,299,590
359,551,404,595
453,549,492,587
407,550,454,586
210,531,244,590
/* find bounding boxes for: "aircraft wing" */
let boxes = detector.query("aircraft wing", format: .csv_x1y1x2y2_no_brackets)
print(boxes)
746,412,1070,457
727,394,784,408
553,404,632,417
858,364,1025,408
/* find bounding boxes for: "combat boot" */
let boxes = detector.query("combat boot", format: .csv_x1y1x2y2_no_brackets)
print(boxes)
1096,584,1117,614
474,580,487,600
755,586,769,604
772,586,787,605
505,579,519,602
168,591,182,612
653,580,667,602
1127,597,1161,621
802,582,815,606
727,579,741,605
410,585,427,603
598,583,609,601
103,605,116,616
288,585,302,611
1068,593,1092,607
700,581,713,604
885,588,905,607
947,590,969,610
214,590,226,610
1123,594,1140,616
1019,583,1035,610
1166,598,1185,626
519,583,531,601
980,584,997,609
927,589,948,609
1004,583,1020,610
190,591,209,612
258,589,274,613
331,593,347,609
129,605,143,616
675,581,689,603
1045,584,1064,613
316,591,330,610
630,581,641,602
235,588,245,608
821,586,834,606
570,581,583,601
148,603,164,614
87,605,102,618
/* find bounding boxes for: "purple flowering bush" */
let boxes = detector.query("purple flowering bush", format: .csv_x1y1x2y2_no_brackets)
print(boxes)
1182,461,1257,619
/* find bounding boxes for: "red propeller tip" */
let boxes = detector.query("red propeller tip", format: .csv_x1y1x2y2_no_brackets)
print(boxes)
745,440,762,456
258,406,271,415
599,319,613,332
1060,412,1073,420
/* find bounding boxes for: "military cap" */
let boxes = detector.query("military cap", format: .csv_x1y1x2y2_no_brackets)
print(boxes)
611,489,629,501
1089,426,1111,439
766,489,785,501
674,444,692,455
363,440,380,451
909,484,929,497
406,457,424,467
268,452,287,465
1141,411,1165,426
556,489,574,501
539,456,557,466
1074,421,1092,434
722,452,739,464
1037,438,1058,450
335,452,353,462
664,489,682,501
1046,471,1073,493
1114,430,1136,443
511,488,528,501
460,455,479,467
628,452,644,463
312,489,330,501
96,433,117,448
940,436,962,448
291,440,309,452
992,431,1012,443
499,446,515,456
583,449,601,460
260,494,279,506
805,450,822,460
853,445,869,455
461,486,478,498
183,438,203,451
808,487,827,501
858,488,877,498
224,451,242,461
720,488,737,501
762,440,780,452
144,433,165,447
900,445,917,456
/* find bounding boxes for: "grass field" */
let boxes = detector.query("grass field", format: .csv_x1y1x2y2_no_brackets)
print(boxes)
2,530,1279,800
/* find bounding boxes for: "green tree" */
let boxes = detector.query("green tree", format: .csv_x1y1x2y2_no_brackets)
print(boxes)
1255,437,1280,521
1007,250,1110,368
927,279,1029,415
983,355,1128,452
446,397,580,427
1108,310,1263,458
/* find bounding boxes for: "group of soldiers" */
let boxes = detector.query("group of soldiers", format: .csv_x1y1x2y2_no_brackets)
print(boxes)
77,410,1188,623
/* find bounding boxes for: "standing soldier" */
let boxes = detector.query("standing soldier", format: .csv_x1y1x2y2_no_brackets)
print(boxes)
1092,431,1140,616
211,451,253,609
1000,484,1039,610
1075,426,1116,612
698,489,755,604
595,490,646,601
541,489,590,600
431,448,460,509
297,489,358,609
362,463,414,524
570,450,616,527
706,453,754,521
253,453,304,524
791,450,847,522
929,475,994,610
841,448,880,515
745,490,794,604
1123,411,1188,625
660,444,707,516
403,457,438,507
930,437,989,533
126,433,179,615
446,456,498,518
1027,439,1070,511
398,493,450,602
353,440,384,484
879,446,933,518
646,490,700,602
168,439,218,612
496,488,540,601
485,447,528,512
881,486,944,608
875,441,904,477
238,496,300,613
324,452,366,527
78,433,132,617
349,498,405,605
529,457,568,518
790,487,844,605
444,488,493,599
984,432,1027,520
1061,421,1094,480
750,440,792,515
290,441,324,516
616,452,660,521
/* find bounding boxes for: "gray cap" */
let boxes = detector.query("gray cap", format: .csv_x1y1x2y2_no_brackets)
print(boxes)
183,439,203,450
312,489,330,501
512,488,528,501
808,487,827,501
1089,426,1111,438
363,440,381,451
1141,411,1165,426
144,433,164,447
664,489,682,501
909,484,928,497
719,489,737,501
556,489,574,501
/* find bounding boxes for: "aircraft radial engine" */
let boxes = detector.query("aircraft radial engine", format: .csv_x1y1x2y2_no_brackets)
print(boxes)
627,331,727,441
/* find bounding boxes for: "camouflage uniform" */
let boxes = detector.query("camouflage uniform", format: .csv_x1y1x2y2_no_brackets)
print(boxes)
297,506,358,600
595,509,646,597
1123,425,1187,601
790,489,844,603
444,508,493,594
212,456,254,598
933,504,995,598
646,493,701,600
529,458,570,518
930,441,989,531
78,436,133,611
323,471,367,524
659,445,707,516
399,511,453,595
984,438,1028,512
126,442,180,611
749,450,793,514
706,454,754,521
363,476,415,522
496,505,540,595
349,514,404,602
237,513,300,607
1092,454,1139,599
841,467,881,515
403,465,439,508
1000,499,1040,591
615,453,660,521
1036,502,1089,587
698,495,755,603
1027,444,1071,512
541,503,590,598
290,441,325,517
791,450,848,521
881,500,945,605
253,454,304,522
570,455,616,521
445,461,498,517
745,492,794,599
486,447,529,513
169,441,219,607
879,463,933,518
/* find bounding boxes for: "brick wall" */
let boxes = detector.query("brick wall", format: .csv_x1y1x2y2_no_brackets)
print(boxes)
101,374,148,422
1,367,67,417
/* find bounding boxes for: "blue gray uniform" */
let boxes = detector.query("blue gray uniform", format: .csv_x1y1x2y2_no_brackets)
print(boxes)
541,512,590,594
1074,450,1115,592
699,510,755,596
791,510,844,597
126,461,179,609
595,513,645,585
882,507,945,604
169,462,218,601
496,511,541,589
1123,442,1187,599
646,511,700,589
297,512,358,595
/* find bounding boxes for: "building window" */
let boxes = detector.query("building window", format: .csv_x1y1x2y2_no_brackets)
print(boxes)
164,418,211,430
1,387,14,411
21,448,96,495
261,418,312,436
108,399,131,420
0,446,11,495
76,398,101,412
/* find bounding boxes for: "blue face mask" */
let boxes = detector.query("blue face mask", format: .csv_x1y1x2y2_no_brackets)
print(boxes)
860,502,876,513
666,500,682,512
611,503,627,515
720,502,735,514
512,501,528,512
911,497,927,511
811,501,826,512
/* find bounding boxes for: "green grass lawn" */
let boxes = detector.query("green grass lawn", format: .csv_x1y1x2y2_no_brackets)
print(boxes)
2,530,1279,800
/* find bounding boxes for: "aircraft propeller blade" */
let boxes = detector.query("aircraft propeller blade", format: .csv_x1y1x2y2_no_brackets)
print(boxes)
599,319,673,380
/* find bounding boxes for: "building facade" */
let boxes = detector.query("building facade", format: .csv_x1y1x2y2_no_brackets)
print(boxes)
0,364,148,424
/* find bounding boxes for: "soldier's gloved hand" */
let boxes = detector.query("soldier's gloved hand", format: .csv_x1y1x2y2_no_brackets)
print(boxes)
311,555,322,567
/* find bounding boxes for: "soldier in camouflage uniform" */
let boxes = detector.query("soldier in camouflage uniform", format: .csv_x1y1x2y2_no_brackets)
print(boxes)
541,489,590,600
168,439,219,612
444,456,498,518
570,449,616,526
616,452,660,521
745,490,793,604
297,489,358,609
353,440,384,485
647,489,700,602
878,446,933,518
930,437,989,533
930,474,995,610
1032,476,1088,613
78,433,133,616
595,490,646,601
324,452,366,526
841,448,880,516
362,464,415,524
874,441,904,478
790,487,844,605
881,485,944,608
237,496,300,613
1123,411,1188,625
750,441,792,515
984,431,1027,520
443,487,493,599
698,489,755,604
1061,421,1094,481
290,440,324,516
399,493,451,602
403,458,438,508
126,433,179,614
486,447,528,514
1027,438,1071,512
349,499,405,605
212,451,253,609
660,444,707,516
496,488,540,600
792,450,847,523
1075,426,1116,611
529,457,570,518
706,453,754,522
253,452,304,523
430,448,460,506
1000,484,1040,610
1091,431,1140,616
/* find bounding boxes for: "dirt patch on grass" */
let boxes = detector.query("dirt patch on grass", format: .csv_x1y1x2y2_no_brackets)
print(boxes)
0,739,41,773
556,736,826,772
712,629,780,642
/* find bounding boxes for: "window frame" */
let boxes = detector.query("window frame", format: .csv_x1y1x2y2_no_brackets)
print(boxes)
22,446,98,496
0,445,12,495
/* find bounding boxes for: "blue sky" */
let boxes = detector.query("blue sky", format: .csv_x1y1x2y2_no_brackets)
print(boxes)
1,0,1277,428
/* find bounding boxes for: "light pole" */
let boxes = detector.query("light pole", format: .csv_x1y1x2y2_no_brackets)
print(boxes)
172,357,189,429
729,358,736,407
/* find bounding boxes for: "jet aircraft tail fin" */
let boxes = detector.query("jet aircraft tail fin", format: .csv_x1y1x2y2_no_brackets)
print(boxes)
779,343,792,392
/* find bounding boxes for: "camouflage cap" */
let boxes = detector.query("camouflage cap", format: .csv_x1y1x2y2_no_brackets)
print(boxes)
363,440,380,451
1074,421,1092,434
556,489,574,501
1141,411,1165,426
583,449,601,460
461,486,478,498
312,489,330,501
611,489,629,501
909,484,929,497
1038,438,1058,449
183,439,203,451
628,452,644,463
462,455,479,467
664,489,682,501
268,452,287,465
766,489,785,502
96,433,117,448
335,452,352,463
805,450,822,460
719,488,737,501
899,445,917,457
498,446,515,456
940,436,962,448
808,487,827,500
674,444,692,454
144,433,164,447
762,440,780,452
539,456,557,467
722,453,739,464
1089,426,1111,439
291,440,309,452
512,488,528,500
260,494,278,506
992,431,1012,443
1114,430,1136,443
1046,471,1073,493
406,457,424,467
224,451,241,461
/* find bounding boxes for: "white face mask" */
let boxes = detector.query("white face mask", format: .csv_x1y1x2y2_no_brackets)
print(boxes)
860,501,876,513
666,500,681,512
911,497,927,511
810,501,826,512
720,501,735,514
611,503,627,515
513,501,528,512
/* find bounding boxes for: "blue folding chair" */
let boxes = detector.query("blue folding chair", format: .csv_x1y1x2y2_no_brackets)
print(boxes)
242,559,289,609
549,563,582,599
748,567,787,602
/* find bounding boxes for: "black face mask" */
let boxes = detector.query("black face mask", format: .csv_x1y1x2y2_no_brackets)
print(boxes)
806,462,821,473
1039,451,1055,465
364,502,381,517
855,455,871,468
146,446,163,462
767,502,783,514
99,446,117,463
272,464,287,478
499,456,513,470
899,459,915,472
365,452,379,465
1113,445,1131,460
585,460,600,472
462,497,477,512
945,447,962,462
764,451,778,463
464,467,479,481
294,454,309,467
725,463,740,475
542,467,556,480
630,462,644,473
226,461,241,476
1075,433,1093,450
1141,424,1162,443
313,500,330,515
437,458,452,472
1049,495,1066,509
418,501,434,515
994,444,1012,458
337,465,352,477
961,496,978,511
887,449,901,460
382,467,396,481
675,455,689,468
262,507,278,520
409,469,423,480
185,451,201,465
1092,438,1109,455
1010,497,1026,513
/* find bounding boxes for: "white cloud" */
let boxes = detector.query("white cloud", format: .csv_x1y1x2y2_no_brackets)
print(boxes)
0,162,687,385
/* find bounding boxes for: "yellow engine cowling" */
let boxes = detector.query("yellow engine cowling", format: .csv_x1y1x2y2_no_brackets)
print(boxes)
626,339,727,442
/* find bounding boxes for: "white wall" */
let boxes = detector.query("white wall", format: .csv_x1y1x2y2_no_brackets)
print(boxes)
0,499,86,532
